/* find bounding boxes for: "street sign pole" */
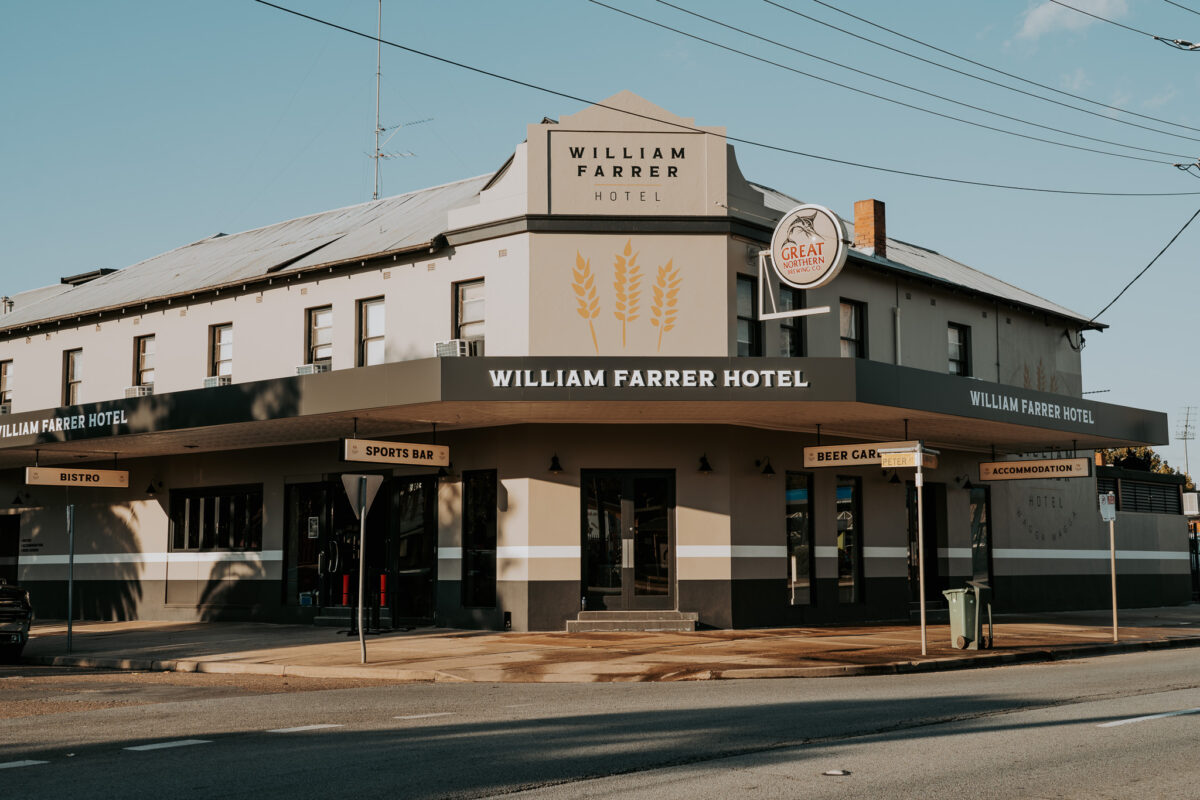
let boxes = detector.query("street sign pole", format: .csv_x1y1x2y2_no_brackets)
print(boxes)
916,459,927,656
1099,490,1118,642
879,443,938,656
357,475,367,664
66,503,74,654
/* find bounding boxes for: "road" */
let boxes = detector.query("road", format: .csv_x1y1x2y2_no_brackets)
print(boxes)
2,649,1199,799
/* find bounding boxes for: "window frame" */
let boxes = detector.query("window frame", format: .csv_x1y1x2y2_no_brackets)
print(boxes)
62,348,82,406
356,296,386,367
948,322,971,376
736,275,763,357
461,469,498,608
133,334,155,387
839,299,866,359
778,285,806,357
209,323,233,378
305,305,333,367
785,470,816,606
168,483,264,553
453,279,485,344
0,359,11,406
835,475,864,604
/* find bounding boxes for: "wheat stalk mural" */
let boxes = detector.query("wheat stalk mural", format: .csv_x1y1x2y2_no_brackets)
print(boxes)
650,258,680,352
572,252,601,354
612,240,642,348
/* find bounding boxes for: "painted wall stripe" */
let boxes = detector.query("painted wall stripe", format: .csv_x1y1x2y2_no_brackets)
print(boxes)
938,548,972,560
732,545,788,558
814,546,838,559
497,546,581,559
438,547,463,560
994,548,1190,561
677,545,730,559
863,546,909,559
21,550,283,566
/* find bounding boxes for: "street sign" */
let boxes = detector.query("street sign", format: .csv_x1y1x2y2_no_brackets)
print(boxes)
342,438,449,467
979,457,1091,482
25,467,129,488
803,440,919,468
341,474,384,520
1099,491,1117,522
881,452,938,470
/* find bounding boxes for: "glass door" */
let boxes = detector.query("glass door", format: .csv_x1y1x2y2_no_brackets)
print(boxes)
582,470,675,611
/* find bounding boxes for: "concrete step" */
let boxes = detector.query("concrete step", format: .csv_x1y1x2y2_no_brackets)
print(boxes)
567,610,698,632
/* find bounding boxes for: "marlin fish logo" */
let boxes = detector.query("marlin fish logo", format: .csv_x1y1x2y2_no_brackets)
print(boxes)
782,211,824,250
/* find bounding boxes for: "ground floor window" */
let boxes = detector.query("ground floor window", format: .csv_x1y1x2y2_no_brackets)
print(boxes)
969,486,993,586
836,476,862,603
786,471,814,605
462,470,497,608
170,485,263,551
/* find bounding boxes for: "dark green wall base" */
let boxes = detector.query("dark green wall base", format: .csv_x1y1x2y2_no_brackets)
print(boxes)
679,580,732,629
731,577,911,627
993,573,1192,613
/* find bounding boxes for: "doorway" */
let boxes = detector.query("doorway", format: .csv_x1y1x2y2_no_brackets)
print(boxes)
581,470,675,611
906,482,948,602
0,516,18,585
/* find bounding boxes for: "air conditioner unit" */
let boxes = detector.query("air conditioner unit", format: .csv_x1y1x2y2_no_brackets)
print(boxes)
203,375,232,389
436,338,483,357
124,384,154,398
297,362,332,375
0,404,10,415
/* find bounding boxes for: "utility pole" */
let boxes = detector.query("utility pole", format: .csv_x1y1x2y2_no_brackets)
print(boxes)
1178,406,1196,480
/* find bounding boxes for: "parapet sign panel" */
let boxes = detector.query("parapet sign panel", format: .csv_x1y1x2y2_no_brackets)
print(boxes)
342,438,450,467
25,467,129,488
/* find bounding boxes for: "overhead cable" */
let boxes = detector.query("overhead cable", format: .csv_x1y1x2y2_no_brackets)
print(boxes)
1089,206,1200,322
250,0,1200,197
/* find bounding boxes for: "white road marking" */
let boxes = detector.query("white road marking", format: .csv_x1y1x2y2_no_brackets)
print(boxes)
267,724,344,733
124,739,211,751
1098,708,1200,728
0,760,49,769
395,712,455,720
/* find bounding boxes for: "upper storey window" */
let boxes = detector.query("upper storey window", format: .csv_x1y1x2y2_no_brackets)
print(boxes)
133,335,155,387
839,300,866,359
736,276,762,357
948,323,971,376
306,306,333,368
62,349,82,406
358,297,385,367
455,280,485,354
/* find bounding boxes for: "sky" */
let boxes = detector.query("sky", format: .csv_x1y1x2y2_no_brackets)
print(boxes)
2,0,1198,473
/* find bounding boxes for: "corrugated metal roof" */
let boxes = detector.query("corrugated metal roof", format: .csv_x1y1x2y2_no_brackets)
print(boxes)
0,175,490,331
745,183,1094,326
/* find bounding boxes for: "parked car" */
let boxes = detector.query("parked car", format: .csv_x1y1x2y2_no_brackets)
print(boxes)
0,581,33,662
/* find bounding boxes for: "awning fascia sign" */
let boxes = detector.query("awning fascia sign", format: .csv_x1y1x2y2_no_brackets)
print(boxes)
803,440,919,468
26,467,129,488
978,457,1093,481
341,438,449,467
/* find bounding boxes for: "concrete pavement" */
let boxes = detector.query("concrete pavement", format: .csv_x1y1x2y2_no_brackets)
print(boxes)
20,605,1200,682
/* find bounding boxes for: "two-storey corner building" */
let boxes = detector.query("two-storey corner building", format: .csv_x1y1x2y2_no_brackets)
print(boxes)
0,93,1186,631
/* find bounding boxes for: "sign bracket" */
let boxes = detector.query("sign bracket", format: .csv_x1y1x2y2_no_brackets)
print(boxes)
757,252,832,321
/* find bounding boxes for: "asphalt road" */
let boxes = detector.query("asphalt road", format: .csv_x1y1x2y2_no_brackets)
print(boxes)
2,649,1199,799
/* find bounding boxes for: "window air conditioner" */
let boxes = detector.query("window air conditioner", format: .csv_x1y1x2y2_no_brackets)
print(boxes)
203,375,232,389
435,339,483,357
0,404,10,415
297,362,332,375
124,384,154,398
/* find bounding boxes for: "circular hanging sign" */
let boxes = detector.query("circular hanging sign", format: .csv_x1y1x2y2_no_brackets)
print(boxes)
768,204,849,290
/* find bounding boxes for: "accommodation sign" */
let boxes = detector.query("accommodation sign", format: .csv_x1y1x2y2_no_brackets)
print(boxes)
25,467,129,488
342,438,449,467
978,457,1092,481
803,440,918,468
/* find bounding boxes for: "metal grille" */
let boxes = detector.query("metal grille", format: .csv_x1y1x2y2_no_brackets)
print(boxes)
1119,480,1182,514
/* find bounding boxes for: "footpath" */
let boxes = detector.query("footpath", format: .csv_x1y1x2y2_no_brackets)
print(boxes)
21,605,1200,683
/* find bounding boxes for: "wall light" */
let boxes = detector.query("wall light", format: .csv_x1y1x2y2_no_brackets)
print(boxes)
889,471,901,485
756,458,776,477
145,481,163,497
548,454,564,474
698,454,713,474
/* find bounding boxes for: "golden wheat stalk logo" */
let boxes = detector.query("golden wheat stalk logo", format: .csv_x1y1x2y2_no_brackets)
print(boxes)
572,252,601,354
612,239,642,348
650,259,680,352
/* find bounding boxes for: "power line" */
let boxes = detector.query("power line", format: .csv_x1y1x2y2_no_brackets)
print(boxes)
647,0,1190,162
1163,0,1200,19
1047,0,1163,38
250,0,1200,197
792,0,1200,142
1089,206,1200,322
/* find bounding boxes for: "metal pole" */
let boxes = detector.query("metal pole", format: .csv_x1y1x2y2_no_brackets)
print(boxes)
916,459,927,656
373,0,382,200
358,475,368,664
1109,517,1118,642
66,503,75,654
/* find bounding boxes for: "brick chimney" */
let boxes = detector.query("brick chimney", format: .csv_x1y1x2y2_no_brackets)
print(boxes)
853,199,886,259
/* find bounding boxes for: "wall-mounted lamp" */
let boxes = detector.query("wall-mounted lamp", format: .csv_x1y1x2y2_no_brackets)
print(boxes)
437,463,454,481
888,471,902,485
698,454,713,474
956,474,974,490
756,458,776,477
145,481,163,497
548,454,564,474
10,492,28,507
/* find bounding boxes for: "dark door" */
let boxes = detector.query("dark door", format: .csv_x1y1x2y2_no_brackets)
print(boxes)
0,516,18,585
907,483,947,602
1190,530,1199,600
582,470,675,611
389,477,438,622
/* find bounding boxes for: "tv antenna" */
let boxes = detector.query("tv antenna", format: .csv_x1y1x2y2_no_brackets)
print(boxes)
369,1,429,200
1178,406,1196,478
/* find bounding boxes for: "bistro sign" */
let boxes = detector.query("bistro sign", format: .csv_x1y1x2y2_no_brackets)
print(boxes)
769,204,849,290
25,467,129,488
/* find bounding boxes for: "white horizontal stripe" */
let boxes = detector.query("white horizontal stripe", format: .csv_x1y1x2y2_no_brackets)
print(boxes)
938,548,972,560
863,547,909,559
21,550,282,566
497,546,581,559
731,545,788,559
814,546,838,558
1099,708,1200,728
268,724,343,733
395,712,454,720
438,548,463,560
994,548,1190,561
125,740,210,751
677,545,730,559
0,760,48,770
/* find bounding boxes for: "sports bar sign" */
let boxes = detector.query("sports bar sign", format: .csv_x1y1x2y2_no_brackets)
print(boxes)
342,438,450,467
25,467,129,488
978,457,1092,481
803,440,918,468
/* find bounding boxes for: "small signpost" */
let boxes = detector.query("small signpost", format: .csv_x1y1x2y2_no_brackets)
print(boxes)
341,473,384,664
878,442,939,656
26,466,130,653
1099,490,1118,642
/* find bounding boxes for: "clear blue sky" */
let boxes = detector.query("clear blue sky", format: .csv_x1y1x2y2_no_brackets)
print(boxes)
3,0,1198,472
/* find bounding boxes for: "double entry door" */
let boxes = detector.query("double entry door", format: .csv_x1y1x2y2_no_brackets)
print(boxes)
582,470,675,611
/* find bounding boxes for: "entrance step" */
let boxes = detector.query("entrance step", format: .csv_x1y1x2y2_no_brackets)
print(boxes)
313,606,393,628
567,610,698,633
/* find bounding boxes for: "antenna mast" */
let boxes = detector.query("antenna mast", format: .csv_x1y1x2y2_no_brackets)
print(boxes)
1178,406,1196,479
373,0,382,200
